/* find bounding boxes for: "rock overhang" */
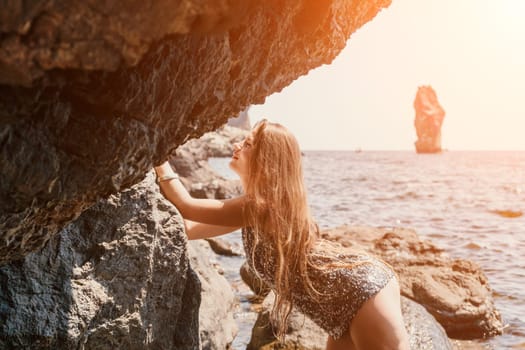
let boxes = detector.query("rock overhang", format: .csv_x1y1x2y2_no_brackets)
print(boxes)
0,0,392,264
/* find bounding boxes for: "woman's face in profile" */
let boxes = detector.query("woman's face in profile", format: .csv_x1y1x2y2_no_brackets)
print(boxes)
229,133,254,180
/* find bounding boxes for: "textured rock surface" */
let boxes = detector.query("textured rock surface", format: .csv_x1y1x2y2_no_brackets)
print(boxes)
322,226,503,339
227,107,252,130
247,292,453,350
0,171,201,349
169,123,246,199
0,1,251,86
188,240,238,350
0,0,391,265
413,85,446,153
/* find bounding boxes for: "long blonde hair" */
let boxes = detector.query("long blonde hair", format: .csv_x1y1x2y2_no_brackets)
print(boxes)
243,119,321,340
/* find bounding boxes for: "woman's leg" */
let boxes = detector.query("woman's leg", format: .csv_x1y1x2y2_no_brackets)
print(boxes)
349,277,409,350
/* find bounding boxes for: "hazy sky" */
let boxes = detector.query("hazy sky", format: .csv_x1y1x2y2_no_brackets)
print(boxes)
249,0,525,150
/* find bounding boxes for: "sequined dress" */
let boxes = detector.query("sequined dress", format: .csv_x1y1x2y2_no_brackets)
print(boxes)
242,227,396,340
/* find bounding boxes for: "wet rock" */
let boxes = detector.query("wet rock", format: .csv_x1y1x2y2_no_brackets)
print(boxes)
247,292,453,350
0,0,392,265
322,226,503,339
0,172,200,349
206,237,243,257
413,85,446,153
240,261,271,297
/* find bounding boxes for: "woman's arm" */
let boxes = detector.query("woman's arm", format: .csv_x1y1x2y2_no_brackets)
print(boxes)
154,161,246,227
184,219,240,240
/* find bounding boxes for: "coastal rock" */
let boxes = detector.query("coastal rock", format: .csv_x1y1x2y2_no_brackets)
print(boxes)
322,226,503,339
413,85,446,153
0,0,392,265
175,124,250,161
0,172,200,349
169,123,245,199
240,261,272,297
228,107,252,130
206,237,243,257
247,292,453,350
188,240,238,350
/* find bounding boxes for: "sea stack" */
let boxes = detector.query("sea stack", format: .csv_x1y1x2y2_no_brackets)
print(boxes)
413,85,445,153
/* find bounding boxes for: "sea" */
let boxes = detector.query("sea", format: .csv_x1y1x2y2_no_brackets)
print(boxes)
208,151,525,350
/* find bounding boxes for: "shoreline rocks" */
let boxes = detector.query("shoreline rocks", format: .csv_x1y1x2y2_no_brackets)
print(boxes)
180,126,502,347
169,124,247,199
321,226,503,339
246,292,454,350
239,226,502,348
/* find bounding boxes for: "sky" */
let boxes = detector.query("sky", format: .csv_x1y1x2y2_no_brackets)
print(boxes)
249,0,525,151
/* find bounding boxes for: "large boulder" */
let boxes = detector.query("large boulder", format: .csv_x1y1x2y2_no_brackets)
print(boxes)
0,172,237,349
0,171,199,349
322,226,503,339
0,0,392,265
247,292,453,350
413,85,446,153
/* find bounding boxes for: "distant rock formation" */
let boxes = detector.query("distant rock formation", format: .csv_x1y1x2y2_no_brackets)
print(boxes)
413,86,445,153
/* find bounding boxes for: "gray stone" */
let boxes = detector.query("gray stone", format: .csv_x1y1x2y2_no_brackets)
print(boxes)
0,172,200,349
247,292,453,350
206,237,243,257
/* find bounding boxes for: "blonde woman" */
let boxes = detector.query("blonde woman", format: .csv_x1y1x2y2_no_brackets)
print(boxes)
154,120,409,350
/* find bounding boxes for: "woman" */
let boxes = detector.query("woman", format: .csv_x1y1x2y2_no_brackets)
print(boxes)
155,119,409,350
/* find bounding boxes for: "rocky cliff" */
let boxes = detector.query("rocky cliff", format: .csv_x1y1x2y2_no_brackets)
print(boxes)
413,85,446,153
0,171,239,349
0,0,391,264
1,2,395,348
0,173,202,349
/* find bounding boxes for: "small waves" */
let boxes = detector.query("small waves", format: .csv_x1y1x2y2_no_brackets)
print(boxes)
464,242,483,250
